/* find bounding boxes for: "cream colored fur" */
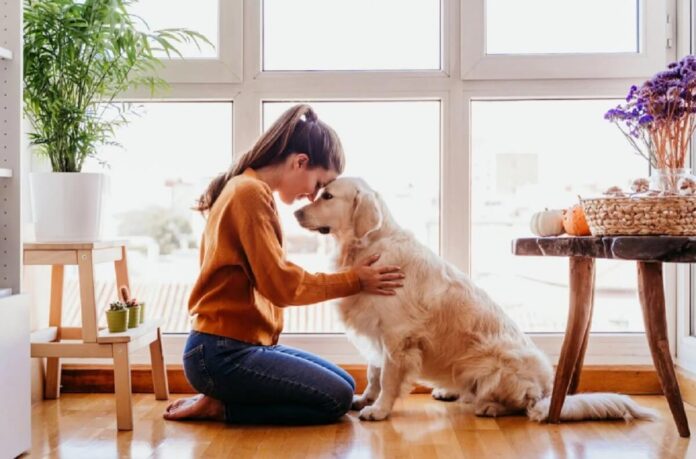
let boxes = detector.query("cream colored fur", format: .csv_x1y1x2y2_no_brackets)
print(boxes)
295,177,658,423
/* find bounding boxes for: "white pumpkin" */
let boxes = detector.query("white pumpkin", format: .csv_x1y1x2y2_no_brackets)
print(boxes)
530,209,565,237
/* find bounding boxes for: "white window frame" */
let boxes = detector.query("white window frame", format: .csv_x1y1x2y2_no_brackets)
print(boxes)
676,265,696,370
674,0,696,373
70,0,680,367
461,0,671,80
154,0,243,83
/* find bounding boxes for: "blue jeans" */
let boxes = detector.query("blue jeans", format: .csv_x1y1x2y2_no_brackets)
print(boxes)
182,330,355,425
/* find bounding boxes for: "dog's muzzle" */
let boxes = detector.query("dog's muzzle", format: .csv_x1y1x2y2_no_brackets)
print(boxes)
294,209,330,234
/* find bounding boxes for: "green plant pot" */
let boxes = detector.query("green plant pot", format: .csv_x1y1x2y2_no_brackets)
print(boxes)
139,302,146,324
106,309,128,333
127,306,140,328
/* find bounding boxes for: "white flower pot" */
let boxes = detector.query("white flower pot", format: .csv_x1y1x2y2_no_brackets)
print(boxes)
29,172,106,242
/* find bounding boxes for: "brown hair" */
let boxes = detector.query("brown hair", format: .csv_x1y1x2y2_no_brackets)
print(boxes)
196,104,345,213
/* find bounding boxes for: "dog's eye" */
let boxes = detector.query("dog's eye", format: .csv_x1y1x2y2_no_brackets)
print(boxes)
322,192,333,200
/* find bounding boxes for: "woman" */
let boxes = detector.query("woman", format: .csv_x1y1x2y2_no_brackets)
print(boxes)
164,104,404,424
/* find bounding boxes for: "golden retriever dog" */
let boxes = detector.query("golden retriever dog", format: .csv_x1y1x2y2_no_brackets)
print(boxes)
294,177,657,423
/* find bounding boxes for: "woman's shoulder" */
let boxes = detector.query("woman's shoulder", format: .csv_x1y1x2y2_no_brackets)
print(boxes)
217,173,274,215
230,174,272,200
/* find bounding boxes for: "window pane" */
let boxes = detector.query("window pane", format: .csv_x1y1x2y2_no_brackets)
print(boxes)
486,0,639,55
472,100,647,333
72,103,233,334
263,0,440,70
128,0,218,59
264,101,441,332
692,268,696,335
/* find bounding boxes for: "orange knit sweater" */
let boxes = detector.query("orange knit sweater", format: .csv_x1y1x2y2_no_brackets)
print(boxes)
188,168,361,345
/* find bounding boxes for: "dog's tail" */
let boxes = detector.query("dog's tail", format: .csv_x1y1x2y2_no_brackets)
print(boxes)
527,393,659,422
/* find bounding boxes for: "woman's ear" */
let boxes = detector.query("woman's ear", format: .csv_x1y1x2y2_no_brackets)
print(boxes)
293,153,310,169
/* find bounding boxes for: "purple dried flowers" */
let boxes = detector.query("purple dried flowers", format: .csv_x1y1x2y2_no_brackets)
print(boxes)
605,55,696,169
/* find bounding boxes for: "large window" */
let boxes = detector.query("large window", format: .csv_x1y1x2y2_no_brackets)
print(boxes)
462,0,667,79
680,3,696,371
486,0,639,55
471,99,647,332
263,0,441,71
67,103,233,334
128,0,219,59
124,0,242,83
42,0,679,366
264,101,440,333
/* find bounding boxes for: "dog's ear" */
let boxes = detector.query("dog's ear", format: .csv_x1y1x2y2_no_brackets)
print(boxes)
353,191,383,239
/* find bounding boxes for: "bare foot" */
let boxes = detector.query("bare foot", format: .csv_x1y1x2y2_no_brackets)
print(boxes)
163,394,225,421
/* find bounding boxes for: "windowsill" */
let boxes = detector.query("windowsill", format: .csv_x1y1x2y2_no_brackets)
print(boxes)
56,332,654,367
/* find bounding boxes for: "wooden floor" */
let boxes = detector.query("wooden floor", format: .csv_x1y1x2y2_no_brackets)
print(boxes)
27,394,696,458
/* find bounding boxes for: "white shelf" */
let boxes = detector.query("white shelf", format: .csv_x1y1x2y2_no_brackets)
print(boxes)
1,1,27,457
0,293,30,458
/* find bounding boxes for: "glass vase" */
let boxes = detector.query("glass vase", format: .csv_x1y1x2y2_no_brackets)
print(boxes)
650,168,693,194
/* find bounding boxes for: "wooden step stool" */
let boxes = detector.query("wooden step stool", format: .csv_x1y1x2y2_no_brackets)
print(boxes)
25,241,169,431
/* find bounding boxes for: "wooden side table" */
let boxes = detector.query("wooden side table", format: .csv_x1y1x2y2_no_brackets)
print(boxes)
25,241,169,431
513,236,692,437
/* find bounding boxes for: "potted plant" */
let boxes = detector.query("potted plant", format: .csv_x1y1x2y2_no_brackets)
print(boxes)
138,301,147,324
605,55,696,193
582,57,696,237
106,301,128,333
23,0,210,241
119,286,142,328
125,300,140,329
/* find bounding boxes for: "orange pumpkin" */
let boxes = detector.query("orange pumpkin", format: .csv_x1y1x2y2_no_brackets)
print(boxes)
562,204,591,236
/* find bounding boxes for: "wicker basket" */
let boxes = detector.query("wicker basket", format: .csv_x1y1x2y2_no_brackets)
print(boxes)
581,195,696,236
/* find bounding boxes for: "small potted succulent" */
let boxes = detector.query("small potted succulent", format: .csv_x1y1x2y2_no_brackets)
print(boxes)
120,286,141,329
106,302,128,333
138,301,147,324
120,285,146,324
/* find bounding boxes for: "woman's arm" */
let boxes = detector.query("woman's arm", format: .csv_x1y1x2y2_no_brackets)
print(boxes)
232,183,403,306
233,185,361,306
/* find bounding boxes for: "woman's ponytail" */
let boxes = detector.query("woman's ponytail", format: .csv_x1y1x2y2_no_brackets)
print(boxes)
196,104,344,213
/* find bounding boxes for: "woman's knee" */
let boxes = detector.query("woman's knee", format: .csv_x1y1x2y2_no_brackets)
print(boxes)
322,378,354,420
345,372,356,391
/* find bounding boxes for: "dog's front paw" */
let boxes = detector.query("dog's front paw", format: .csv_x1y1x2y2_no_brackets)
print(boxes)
351,395,374,411
431,388,460,402
358,405,391,421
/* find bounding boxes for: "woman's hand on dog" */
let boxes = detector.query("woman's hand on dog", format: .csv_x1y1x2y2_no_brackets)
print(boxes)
355,254,404,296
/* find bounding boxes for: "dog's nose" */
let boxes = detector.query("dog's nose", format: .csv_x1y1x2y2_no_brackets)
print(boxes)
294,209,305,221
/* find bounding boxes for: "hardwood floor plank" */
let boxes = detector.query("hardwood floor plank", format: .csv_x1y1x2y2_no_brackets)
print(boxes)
27,394,696,459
